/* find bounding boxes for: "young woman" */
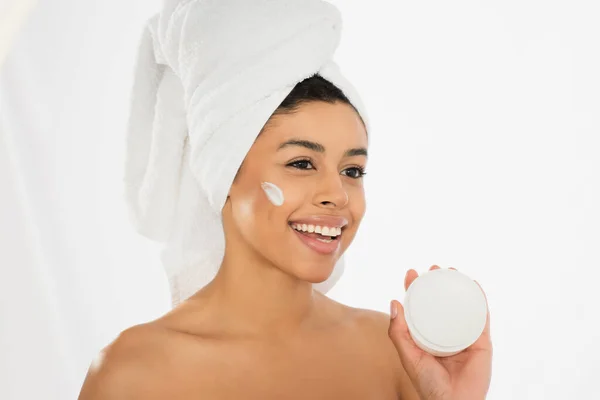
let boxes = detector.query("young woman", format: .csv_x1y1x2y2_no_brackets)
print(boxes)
79,74,492,399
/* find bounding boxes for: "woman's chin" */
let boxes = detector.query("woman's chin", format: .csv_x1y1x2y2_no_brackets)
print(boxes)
284,257,338,284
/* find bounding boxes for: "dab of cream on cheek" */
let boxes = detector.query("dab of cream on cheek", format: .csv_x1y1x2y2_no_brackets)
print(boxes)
261,181,284,206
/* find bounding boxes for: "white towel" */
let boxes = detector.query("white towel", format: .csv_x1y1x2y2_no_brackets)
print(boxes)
123,0,370,307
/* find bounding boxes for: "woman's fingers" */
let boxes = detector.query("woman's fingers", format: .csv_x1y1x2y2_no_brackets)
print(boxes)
404,269,419,291
388,300,428,383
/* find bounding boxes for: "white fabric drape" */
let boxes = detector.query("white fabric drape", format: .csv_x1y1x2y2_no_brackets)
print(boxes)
0,1,169,398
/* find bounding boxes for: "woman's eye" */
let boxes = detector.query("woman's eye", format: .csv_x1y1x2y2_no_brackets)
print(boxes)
288,159,314,170
342,167,367,179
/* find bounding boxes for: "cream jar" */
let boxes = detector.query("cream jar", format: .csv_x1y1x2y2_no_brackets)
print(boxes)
403,268,488,357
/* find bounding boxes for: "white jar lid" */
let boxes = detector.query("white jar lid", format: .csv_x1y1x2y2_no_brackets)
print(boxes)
404,269,487,357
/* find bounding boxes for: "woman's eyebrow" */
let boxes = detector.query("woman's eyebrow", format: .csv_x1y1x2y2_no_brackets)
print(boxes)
278,139,324,152
345,147,368,158
277,139,367,157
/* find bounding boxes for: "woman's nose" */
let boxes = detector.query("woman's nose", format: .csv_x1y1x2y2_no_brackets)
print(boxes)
314,173,348,208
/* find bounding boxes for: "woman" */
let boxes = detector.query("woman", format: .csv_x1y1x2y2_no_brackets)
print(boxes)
79,1,492,398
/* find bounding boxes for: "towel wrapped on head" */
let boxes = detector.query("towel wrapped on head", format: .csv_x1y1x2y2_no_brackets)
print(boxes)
123,0,370,307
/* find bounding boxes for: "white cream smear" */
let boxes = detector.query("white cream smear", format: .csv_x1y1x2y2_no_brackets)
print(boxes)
261,181,284,206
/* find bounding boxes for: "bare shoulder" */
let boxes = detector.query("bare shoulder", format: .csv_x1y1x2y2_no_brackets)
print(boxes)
78,323,173,400
349,307,394,334
332,304,394,344
346,306,420,400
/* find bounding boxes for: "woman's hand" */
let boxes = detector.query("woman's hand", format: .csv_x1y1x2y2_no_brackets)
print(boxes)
388,265,493,400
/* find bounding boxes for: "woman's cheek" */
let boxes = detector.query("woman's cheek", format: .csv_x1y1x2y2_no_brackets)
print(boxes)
233,195,259,228
348,185,366,224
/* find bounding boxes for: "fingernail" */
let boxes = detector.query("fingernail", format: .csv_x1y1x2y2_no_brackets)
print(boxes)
390,301,397,319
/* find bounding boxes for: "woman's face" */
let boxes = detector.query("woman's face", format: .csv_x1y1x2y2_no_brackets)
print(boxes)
224,100,368,284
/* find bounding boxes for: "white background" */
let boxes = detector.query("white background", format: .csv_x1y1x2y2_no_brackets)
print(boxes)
1,0,598,399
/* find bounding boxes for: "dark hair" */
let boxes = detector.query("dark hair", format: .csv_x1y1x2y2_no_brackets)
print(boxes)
261,73,365,133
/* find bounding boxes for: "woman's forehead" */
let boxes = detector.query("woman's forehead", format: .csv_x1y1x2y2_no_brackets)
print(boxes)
261,102,368,148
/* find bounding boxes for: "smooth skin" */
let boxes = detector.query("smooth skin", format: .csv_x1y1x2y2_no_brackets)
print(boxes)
78,101,491,399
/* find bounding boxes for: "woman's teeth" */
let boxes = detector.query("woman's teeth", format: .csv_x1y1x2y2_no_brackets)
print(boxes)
290,223,342,238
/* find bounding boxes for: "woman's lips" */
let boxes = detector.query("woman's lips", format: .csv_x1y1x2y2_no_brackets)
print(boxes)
289,215,348,229
290,226,341,255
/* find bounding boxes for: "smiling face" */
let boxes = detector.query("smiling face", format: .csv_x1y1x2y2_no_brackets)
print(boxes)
222,100,368,285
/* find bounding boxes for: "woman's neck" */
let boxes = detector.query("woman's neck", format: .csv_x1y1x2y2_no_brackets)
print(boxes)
187,243,323,339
